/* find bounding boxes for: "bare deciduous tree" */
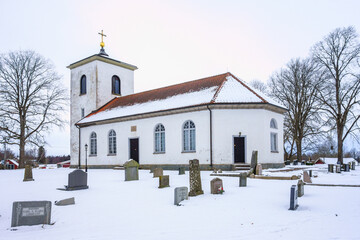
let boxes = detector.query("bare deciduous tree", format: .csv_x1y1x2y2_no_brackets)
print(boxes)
269,58,324,162
249,79,267,93
0,50,67,168
312,26,360,164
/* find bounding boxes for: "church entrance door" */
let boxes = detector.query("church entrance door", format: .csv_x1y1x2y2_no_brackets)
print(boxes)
233,136,245,163
130,138,139,163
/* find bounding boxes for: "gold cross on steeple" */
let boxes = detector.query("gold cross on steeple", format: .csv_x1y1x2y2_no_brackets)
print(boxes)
98,30,107,48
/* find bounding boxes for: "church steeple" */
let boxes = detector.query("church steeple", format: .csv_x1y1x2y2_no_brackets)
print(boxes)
98,30,109,57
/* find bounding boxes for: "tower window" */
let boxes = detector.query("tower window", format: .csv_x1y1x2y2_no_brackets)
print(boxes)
112,75,121,95
80,75,86,95
81,108,85,118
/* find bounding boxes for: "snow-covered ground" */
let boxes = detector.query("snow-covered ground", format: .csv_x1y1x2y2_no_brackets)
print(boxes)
1,165,359,240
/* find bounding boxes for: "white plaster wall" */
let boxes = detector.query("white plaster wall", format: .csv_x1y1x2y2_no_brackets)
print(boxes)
70,59,135,166
212,109,284,164
79,110,211,166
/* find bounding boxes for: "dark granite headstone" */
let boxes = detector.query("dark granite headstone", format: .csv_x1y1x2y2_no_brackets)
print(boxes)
301,161,306,165
124,160,139,181
285,160,290,165
179,167,185,175
289,185,298,210
344,164,350,172
23,165,34,182
293,160,298,165
250,151,258,174
210,178,223,194
159,175,170,188
308,170,312,177
328,164,334,173
239,172,247,187
174,187,188,205
297,180,304,197
11,201,51,227
66,170,88,190
188,159,204,196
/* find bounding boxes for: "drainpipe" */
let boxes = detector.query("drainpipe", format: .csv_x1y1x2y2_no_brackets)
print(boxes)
206,105,213,167
76,125,81,169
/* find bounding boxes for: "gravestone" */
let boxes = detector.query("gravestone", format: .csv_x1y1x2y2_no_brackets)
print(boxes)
293,160,298,165
179,167,185,175
159,175,170,188
301,161,306,165
351,162,356,170
303,171,312,183
250,151,258,174
11,201,51,227
308,170,312,177
285,160,290,165
55,197,75,206
174,187,188,205
23,165,34,182
255,164,262,175
336,165,341,173
210,178,224,194
289,185,299,210
63,169,89,190
297,180,304,197
150,166,156,173
124,159,139,181
218,169,222,173
344,164,350,172
328,164,334,173
239,172,247,187
188,159,204,196
153,168,163,178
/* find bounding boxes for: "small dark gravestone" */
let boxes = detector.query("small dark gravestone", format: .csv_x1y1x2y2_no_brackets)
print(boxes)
344,164,350,172
124,159,139,181
301,161,306,165
55,197,75,206
289,185,299,210
250,151,258,174
174,187,188,205
255,164,262,175
179,167,185,175
61,169,88,190
303,171,312,183
159,175,170,188
11,201,51,227
297,180,304,197
188,159,204,196
328,164,334,173
336,165,341,173
308,170,313,177
153,168,163,178
285,160,290,165
293,160,298,165
351,162,356,170
23,165,34,182
210,178,224,194
239,172,247,187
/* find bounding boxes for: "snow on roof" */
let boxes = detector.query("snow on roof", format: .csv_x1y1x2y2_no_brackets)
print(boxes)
320,158,355,164
7,159,19,166
78,72,286,125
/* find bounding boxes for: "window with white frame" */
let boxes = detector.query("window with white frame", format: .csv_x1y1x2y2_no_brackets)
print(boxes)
108,130,116,154
154,124,165,153
270,118,277,129
90,132,97,155
271,132,278,152
183,120,196,152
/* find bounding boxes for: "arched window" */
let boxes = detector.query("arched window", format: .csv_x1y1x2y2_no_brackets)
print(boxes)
270,118,277,129
154,124,165,153
80,75,86,95
108,130,116,154
183,120,196,152
90,132,97,155
112,75,121,95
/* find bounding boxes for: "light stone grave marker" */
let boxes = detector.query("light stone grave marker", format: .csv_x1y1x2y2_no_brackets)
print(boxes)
250,151,258,174
297,180,304,197
188,159,204,196
153,168,163,178
23,165,34,182
351,162,356,170
303,170,312,183
239,172,247,187
11,201,51,227
174,187,188,205
210,178,223,194
159,175,170,188
124,159,139,181
336,165,341,173
55,197,75,206
289,185,299,210
256,164,262,175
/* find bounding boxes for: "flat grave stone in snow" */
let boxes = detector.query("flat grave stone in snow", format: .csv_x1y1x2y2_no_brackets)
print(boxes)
174,187,188,205
11,201,51,227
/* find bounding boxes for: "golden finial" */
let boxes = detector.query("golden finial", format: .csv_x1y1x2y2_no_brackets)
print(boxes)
98,30,107,48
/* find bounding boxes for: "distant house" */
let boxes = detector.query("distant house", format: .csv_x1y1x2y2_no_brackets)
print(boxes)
3,159,19,170
57,160,71,168
316,157,355,165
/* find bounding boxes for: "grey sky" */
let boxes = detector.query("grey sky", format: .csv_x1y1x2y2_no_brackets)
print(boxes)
1,0,360,155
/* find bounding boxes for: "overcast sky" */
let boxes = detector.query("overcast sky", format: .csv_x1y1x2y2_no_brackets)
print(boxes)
1,0,360,156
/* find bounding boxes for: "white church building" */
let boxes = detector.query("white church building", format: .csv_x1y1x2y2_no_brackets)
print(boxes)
68,46,286,170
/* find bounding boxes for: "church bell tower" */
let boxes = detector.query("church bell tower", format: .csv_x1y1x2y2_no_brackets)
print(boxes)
67,31,138,167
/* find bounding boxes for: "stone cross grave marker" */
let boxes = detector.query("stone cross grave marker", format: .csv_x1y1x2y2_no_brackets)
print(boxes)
124,159,139,181
23,165,34,182
159,175,170,188
250,150,258,174
174,187,188,205
188,159,204,196
239,172,247,187
153,168,163,178
256,164,262,175
178,166,185,175
210,178,224,194
303,170,312,183
297,180,304,197
11,201,51,227
289,185,299,210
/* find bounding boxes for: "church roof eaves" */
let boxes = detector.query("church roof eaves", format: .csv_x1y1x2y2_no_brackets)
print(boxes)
67,54,138,70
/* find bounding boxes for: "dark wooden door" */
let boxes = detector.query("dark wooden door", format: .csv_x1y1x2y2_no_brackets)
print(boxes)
234,137,245,163
130,138,139,163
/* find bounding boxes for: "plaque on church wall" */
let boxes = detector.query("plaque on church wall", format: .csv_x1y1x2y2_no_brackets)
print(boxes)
131,126,137,132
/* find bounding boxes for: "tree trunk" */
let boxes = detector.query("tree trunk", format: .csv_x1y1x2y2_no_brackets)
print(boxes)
296,139,302,163
337,127,343,164
19,115,26,168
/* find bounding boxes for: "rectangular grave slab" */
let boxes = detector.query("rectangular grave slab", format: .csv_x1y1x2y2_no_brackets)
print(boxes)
12,201,51,227
210,178,223,194
159,175,170,188
297,180,304,197
256,164,262,175
289,185,298,210
239,172,247,187
344,164,350,172
303,170,312,183
328,164,334,173
174,187,188,205
66,170,89,190
336,165,341,173
124,160,139,181
153,168,163,178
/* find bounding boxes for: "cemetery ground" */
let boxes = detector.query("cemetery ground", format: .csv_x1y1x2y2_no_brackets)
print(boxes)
1,164,359,240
